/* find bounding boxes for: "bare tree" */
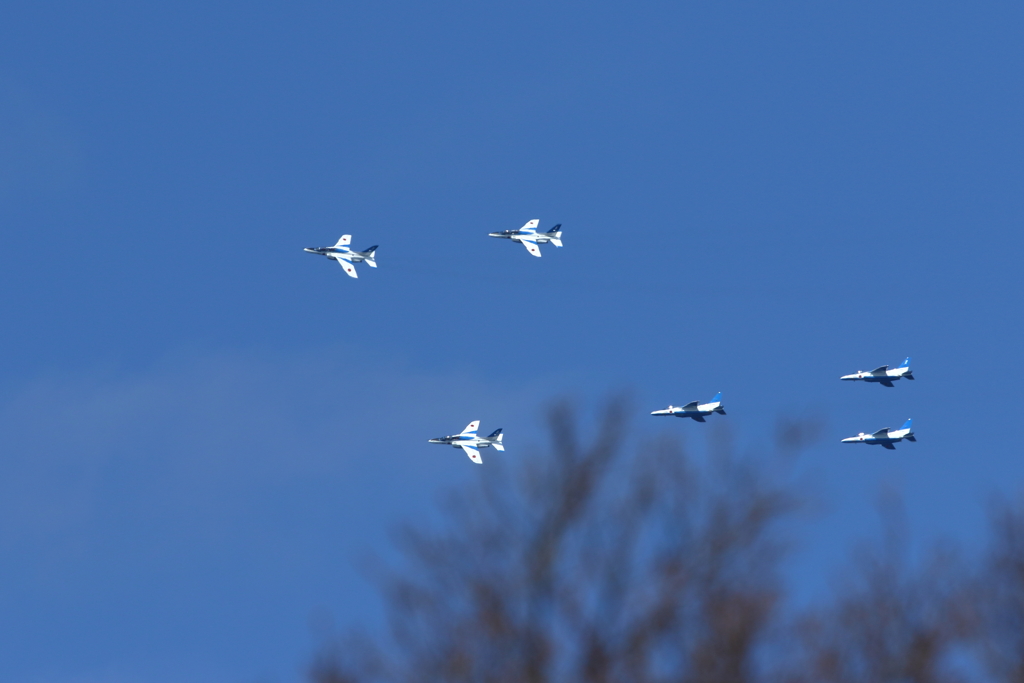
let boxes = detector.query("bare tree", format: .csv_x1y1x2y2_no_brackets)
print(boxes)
778,493,978,683
311,398,802,683
978,494,1024,682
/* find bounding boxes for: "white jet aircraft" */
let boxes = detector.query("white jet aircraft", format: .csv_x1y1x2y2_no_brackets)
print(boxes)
650,393,726,422
841,357,914,387
428,420,504,464
304,235,378,278
842,419,916,450
488,220,563,257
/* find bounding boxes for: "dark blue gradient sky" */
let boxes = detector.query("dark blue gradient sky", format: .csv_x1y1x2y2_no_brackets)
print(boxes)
1,2,1023,680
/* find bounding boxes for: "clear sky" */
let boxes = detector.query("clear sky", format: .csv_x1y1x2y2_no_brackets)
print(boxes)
1,2,1023,681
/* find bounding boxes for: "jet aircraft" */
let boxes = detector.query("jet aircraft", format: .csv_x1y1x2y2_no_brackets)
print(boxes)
841,357,914,387
488,220,563,257
842,419,916,450
428,420,504,464
303,235,378,278
650,393,726,422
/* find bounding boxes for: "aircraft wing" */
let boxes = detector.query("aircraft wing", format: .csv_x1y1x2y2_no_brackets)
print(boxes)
871,428,890,437
461,445,483,464
521,239,542,257
336,258,358,278
870,365,889,374
335,235,352,247
519,220,539,234
879,380,895,387
680,401,700,411
690,415,706,422
461,420,480,435
880,442,896,450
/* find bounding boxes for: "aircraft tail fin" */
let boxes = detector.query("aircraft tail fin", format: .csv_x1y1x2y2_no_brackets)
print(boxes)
899,357,912,368
363,245,379,267
547,224,563,247
487,428,502,439
490,429,505,451
900,418,913,431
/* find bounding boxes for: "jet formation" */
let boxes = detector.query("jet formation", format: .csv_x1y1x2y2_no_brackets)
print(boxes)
304,235,378,278
644,356,919,453
300,224,921,461
489,219,563,257
841,357,914,387
428,420,504,464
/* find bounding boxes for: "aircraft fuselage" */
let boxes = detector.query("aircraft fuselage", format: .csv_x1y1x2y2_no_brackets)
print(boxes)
841,426,915,449
651,400,724,421
488,231,558,244
841,367,913,383
304,246,369,262
429,435,494,449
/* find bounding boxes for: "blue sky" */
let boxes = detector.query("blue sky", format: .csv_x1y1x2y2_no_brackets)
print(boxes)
2,1,1023,681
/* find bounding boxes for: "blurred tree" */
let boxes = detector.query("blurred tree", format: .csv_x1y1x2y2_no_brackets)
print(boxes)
311,398,801,683
778,493,977,683
978,495,1024,682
